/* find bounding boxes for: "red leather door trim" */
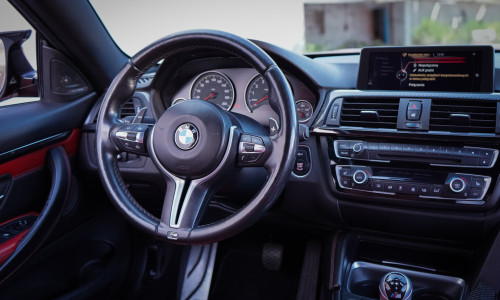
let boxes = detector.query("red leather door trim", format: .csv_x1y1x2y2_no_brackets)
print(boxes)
0,129,80,178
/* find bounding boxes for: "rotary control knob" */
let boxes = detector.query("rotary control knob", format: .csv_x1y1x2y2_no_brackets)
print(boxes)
353,169,369,185
449,177,466,193
352,142,363,154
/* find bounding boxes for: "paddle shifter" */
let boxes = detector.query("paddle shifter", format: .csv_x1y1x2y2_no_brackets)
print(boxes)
379,272,413,300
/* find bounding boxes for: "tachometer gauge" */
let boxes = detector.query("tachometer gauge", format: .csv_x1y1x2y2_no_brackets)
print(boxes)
190,71,235,111
295,100,313,122
245,75,270,112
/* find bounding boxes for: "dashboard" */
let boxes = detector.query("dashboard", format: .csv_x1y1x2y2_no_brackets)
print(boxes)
89,42,500,242
77,39,500,300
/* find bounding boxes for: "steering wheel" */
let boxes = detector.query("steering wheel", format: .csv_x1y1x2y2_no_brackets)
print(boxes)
96,30,297,245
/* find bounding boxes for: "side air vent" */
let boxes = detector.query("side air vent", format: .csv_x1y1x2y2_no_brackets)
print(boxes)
340,98,399,129
430,99,497,133
119,99,136,119
137,73,155,89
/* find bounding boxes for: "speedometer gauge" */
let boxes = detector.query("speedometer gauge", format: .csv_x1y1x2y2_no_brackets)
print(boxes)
245,75,270,112
190,71,235,111
295,100,313,123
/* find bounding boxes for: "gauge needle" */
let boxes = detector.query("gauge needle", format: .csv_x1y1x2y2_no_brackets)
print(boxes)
203,92,217,101
253,95,269,106
297,110,304,117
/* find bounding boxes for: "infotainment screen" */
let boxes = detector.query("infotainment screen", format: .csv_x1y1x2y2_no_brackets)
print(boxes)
357,46,494,92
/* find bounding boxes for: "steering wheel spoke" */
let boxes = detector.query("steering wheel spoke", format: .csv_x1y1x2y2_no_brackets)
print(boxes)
110,123,152,156
237,133,272,167
160,177,213,235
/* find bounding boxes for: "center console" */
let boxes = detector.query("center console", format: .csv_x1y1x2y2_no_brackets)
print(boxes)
308,45,500,300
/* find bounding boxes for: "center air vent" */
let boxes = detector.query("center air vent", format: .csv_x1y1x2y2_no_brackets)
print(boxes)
430,99,497,133
340,98,399,129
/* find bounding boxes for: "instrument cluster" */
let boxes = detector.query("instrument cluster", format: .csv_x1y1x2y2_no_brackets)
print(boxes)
168,68,317,126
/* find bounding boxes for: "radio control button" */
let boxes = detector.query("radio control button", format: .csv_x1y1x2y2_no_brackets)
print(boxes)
465,148,480,157
353,170,369,185
440,146,453,156
402,144,414,153
368,143,379,151
449,178,466,193
338,150,351,157
414,145,427,155
480,149,494,158
337,141,350,150
379,144,391,152
352,142,363,154
390,144,403,152
453,148,466,156
478,158,492,167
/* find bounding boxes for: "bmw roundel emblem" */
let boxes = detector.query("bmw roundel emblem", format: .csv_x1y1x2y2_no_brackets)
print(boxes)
174,123,199,150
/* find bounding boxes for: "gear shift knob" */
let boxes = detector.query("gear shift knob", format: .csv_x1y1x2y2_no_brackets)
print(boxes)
379,272,412,300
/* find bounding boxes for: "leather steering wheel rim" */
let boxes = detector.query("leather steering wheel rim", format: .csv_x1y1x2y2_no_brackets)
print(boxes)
96,30,298,245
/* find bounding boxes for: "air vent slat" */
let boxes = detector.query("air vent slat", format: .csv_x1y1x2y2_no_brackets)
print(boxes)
119,99,136,119
430,99,497,133
340,97,399,129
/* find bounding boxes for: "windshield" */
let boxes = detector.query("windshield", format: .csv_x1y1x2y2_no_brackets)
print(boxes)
90,0,500,55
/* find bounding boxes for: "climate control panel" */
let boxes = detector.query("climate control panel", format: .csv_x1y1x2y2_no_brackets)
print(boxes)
335,165,491,204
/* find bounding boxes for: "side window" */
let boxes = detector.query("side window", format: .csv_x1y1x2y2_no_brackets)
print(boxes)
0,2,38,107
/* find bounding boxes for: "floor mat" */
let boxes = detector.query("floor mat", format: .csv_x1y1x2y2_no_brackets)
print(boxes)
210,244,303,300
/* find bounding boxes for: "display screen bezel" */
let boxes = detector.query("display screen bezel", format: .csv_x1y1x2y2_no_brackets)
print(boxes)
357,45,495,93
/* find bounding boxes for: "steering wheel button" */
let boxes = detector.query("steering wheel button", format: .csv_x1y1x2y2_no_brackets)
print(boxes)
127,132,138,141
244,143,255,152
240,134,252,143
119,140,133,150
131,142,144,152
251,136,264,145
121,124,135,131
248,153,261,162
